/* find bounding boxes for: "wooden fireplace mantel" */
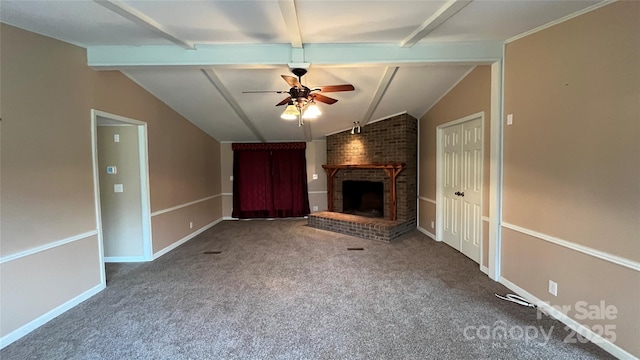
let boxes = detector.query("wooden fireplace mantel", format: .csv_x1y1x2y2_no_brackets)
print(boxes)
322,163,406,220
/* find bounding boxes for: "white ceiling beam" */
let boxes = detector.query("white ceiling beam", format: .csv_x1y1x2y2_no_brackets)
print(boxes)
88,44,292,68
87,42,502,68
94,0,195,50
400,0,473,48
278,0,303,48
201,69,266,142
303,42,501,64
361,67,398,125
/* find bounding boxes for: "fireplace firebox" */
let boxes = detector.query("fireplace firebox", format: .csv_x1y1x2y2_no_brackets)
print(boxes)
342,180,384,218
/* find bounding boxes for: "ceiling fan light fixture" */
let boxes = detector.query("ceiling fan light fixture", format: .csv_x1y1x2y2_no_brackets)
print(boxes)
305,102,322,116
302,107,319,120
281,104,299,120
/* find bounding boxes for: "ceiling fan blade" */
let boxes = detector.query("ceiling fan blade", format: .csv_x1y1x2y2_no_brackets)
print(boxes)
313,93,338,105
242,90,289,93
276,96,292,106
315,84,355,93
282,75,302,89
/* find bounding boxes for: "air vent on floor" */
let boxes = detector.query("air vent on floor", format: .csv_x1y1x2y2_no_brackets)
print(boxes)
203,251,222,254
347,248,364,251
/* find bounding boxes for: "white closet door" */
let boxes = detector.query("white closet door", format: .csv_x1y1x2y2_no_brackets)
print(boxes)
442,125,462,250
439,117,482,264
460,118,482,263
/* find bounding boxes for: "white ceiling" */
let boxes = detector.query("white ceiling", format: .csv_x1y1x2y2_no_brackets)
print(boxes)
1,0,602,142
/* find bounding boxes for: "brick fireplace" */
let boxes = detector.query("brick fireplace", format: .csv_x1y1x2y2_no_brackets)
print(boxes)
308,113,418,241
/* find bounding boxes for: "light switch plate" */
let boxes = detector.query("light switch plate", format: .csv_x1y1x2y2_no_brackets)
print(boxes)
114,134,120,143
507,114,513,125
549,280,558,296
312,173,318,180
114,184,124,193
230,176,234,181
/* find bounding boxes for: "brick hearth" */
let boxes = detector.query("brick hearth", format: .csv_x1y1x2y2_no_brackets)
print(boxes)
308,212,416,242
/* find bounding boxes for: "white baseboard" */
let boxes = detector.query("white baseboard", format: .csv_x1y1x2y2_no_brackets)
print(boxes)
499,276,637,360
222,216,238,220
417,226,437,241
0,282,105,349
481,265,489,275
104,256,147,263
153,217,223,260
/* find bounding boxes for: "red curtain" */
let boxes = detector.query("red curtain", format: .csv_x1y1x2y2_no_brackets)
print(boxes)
232,143,310,219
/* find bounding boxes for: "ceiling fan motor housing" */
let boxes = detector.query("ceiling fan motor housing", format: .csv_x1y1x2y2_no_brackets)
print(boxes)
290,86,311,101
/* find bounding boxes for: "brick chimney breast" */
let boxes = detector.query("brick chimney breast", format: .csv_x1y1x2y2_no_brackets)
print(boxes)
326,113,417,221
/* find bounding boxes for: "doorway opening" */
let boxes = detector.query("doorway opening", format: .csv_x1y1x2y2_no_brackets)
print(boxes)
91,110,152,267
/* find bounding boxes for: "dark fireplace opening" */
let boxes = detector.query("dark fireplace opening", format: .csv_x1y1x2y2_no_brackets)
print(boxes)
342,180,384,218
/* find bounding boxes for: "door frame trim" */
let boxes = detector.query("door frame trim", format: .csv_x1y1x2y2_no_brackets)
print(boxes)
488,59,504,281
91,109,154,263
436,111,485,265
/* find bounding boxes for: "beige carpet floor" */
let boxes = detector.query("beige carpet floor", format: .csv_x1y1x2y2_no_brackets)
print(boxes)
1,219,613,359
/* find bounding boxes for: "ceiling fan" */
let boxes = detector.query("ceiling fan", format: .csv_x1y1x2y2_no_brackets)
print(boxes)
242,68,355,126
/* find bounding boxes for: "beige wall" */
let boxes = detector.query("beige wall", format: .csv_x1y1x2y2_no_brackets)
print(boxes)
97,125,144,258
418,65,492,267
0,236,101,336
502,1,639,356
151,197,221,253
0,24,103,339
220,140,328,218
0,24,223,340
1,25,97,255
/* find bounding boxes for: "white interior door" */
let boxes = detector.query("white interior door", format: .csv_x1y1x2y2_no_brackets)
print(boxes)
442,125,461,250
460,119,482,263
439,117,483,264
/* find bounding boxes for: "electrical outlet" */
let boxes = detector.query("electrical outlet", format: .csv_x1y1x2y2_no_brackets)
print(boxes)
312,173,318,180
507,114,513,125
189,221,193,229
549,280,558,296
312,206,318,211
431,221,435,229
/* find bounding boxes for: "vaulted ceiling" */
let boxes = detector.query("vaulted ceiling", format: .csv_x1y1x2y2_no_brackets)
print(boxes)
1,0,602,142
